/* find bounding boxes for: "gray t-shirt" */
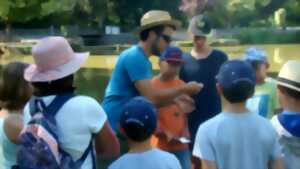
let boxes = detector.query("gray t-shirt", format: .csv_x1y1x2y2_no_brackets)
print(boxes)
193,112,281,169
109,148,182,169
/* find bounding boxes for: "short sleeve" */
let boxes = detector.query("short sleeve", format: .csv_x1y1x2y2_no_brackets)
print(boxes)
222,52,229,63
193,125,216,161
83,97,108,134
269,123,282,160
270,137,282,160
124,51,152,82
215,50,228,64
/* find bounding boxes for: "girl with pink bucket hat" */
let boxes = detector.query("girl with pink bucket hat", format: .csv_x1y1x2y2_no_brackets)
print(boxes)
19,36,120,169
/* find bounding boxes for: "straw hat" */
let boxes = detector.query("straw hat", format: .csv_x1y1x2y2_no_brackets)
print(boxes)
24,36,89,82
139,10,181,33
276,60,300,92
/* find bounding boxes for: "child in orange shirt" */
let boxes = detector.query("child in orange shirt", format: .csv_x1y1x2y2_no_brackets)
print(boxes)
151,46,194,169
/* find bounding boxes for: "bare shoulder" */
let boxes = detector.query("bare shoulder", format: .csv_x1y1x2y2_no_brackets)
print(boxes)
4,114,23,144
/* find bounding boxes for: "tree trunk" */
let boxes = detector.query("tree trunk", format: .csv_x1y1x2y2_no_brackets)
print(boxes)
4,20,12,42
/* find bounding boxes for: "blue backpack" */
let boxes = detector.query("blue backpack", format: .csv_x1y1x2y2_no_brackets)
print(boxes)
15,93,96,169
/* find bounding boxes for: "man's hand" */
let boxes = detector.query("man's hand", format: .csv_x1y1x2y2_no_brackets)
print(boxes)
183,82,204,95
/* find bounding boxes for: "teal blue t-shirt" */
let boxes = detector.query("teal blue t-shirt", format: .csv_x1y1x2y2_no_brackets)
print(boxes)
193,112,281,169
0,118,17,169
102,45,152,131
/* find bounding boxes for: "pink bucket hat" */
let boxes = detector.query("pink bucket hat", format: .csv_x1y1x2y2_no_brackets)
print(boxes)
24,36,89,82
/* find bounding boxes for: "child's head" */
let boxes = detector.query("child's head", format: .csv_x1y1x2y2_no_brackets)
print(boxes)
243,47,269,84
120,97,157,142
159,46,185,78
0,62,32,111
275,60,300,108
216,60,256,104
31,74,74,96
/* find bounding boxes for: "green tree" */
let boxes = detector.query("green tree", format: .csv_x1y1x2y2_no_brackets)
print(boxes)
0,0,77,40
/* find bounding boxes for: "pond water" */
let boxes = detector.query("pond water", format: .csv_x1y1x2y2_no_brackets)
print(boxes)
1,44,299,101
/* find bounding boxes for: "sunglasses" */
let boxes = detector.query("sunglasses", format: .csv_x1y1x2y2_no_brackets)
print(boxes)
159,34,172,43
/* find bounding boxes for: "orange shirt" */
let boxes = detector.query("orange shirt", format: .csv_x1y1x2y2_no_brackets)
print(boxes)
151,76,189,151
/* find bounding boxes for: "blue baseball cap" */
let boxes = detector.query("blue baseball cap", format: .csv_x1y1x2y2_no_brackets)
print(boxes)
120,97,157,138
243,47,268,63
160,46,185,63
216,60,256,90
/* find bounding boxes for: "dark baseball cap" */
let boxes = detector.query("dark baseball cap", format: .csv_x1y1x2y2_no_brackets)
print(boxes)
120,96,157,141
160,46,185,63
216,60,256,90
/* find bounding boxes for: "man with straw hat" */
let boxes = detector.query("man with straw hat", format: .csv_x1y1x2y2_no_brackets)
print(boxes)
179,15,228,151
271,60,300,169
102,10,203,134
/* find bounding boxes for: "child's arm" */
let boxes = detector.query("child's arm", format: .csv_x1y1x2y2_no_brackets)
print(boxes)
201,160,217,169
269,158,284,169
95,122,120,158
4,114,23,144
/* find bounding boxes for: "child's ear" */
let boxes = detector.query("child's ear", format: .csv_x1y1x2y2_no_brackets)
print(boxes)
277,86,285,97
216,83,222,94
158,60,162,66
119,127,126,136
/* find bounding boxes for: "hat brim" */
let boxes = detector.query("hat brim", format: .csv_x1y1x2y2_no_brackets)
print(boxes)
24,52,89,82
189,29,207,37
164,58,185,64
274,78,300,92
138,20,181,33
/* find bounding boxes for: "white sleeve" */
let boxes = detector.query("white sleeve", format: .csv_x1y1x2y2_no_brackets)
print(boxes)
83,97,107,134
23,103,31,125
193,125,215,161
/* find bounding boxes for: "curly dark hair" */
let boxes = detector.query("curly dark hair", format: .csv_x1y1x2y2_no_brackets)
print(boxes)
0,62,32,111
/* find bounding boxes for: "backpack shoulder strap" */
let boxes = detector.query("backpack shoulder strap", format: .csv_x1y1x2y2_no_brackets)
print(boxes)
74,135,96,168
44,93,75,117
29,96,46,116
29,93,75,117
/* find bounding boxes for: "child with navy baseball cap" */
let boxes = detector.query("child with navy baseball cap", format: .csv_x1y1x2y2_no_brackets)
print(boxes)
244,47,281,118
192,60,284,169
151,46,194,169
109,96,182,169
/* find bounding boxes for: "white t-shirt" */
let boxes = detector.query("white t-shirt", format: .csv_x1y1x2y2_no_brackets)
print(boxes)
193,112,281,169
109,148,182,169
24,95,107,169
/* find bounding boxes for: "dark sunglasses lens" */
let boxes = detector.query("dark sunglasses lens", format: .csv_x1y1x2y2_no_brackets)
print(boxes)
162,35,171,42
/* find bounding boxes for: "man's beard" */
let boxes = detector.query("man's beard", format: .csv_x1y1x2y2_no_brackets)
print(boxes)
151,44,161,56
151,37,161,56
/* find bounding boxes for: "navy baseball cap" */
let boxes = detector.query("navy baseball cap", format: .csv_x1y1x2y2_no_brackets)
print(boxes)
160,46,185,63
120,97,157,141
216,60,256,90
